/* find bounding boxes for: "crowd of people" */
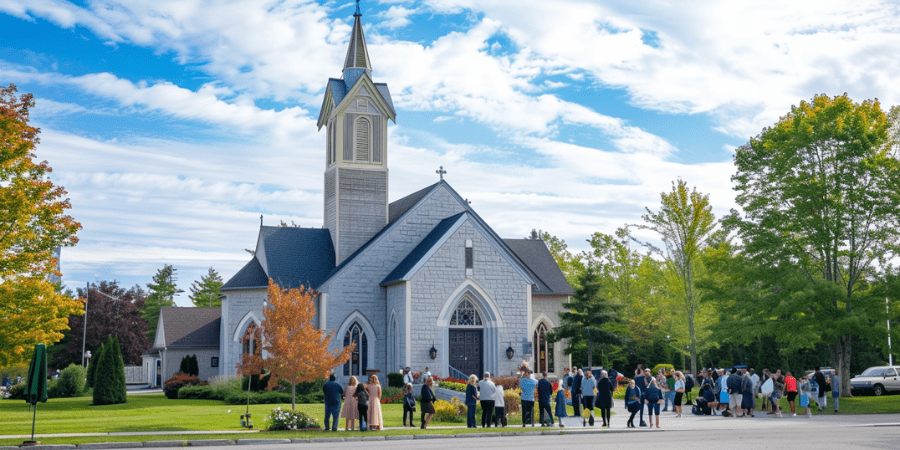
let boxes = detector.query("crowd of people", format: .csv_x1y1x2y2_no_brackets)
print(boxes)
321,363,842,432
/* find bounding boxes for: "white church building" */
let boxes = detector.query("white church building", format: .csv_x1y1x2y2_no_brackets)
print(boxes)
217,7,573,384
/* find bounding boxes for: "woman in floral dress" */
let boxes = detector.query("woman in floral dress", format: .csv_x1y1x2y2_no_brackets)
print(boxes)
366,375,383,430
341,376,358,430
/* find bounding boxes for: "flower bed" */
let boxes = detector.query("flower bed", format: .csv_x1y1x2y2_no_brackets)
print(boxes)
438,380,467,393
265,407,320,431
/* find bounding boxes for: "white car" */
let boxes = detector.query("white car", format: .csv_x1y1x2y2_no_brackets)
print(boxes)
850,366,900,396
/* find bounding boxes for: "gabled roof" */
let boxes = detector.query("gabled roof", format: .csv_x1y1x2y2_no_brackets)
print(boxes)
504,239,575,295
153,307,220,349
222,226,335,291
388,182,439,223
381,212,466,285
221,257,267,291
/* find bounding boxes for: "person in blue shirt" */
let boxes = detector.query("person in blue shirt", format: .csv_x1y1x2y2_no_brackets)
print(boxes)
644,378,662,428
465,375,479,428
581,370,597,426
519,370,537,427
554,383,568,427
537,371,554,426
322,374,344,431
624,379,642,428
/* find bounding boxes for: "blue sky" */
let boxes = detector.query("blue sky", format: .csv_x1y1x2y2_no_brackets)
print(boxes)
2,0,899,305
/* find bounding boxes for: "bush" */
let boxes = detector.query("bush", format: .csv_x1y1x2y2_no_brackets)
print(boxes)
265,407,320,431
387,372,404,388
7,382,26,400
223,388,293,405
93,336,126,405
163,373,207,399
381,386,403,403
86,344,102,389
49,364,87,398
493,376,519,391
433,398,464,422
651,364,675,375
504,390,521,415
438,380,466,393
0,366,28,381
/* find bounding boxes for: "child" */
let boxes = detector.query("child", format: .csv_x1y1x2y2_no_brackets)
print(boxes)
403,383,416,427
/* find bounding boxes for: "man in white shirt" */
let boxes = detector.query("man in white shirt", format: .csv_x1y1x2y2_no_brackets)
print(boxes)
403,367,414,385
478,372,497,428
423,367,432,381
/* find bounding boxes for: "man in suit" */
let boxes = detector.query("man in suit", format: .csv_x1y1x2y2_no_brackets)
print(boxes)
537,371,554,426
571,367,583,417
322,373,344,431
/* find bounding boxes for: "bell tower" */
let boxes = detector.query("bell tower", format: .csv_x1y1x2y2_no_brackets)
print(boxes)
317,2,396,264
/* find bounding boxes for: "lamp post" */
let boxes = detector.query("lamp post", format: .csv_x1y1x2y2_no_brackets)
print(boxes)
82,282,125,367
888,297,893,366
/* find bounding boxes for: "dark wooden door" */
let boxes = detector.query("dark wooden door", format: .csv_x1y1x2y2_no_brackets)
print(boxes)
449,329,483,377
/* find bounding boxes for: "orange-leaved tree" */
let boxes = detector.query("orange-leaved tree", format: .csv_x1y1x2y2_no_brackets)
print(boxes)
1,84,83,367
260,280,352,410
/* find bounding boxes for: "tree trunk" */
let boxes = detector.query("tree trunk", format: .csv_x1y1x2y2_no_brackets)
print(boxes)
291,383,296,411
839,335,852,397
688,305,697,376
587,340,594,369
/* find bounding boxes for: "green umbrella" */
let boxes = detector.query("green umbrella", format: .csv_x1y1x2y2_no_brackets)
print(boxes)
24,343,48,444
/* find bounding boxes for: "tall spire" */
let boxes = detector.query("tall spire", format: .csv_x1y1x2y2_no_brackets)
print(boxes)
343,0,372,75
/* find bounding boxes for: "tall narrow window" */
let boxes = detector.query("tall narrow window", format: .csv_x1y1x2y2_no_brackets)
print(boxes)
330,123,337,165
343,322,368,376
355,117,370,162
465,240,473,277
242,323,258,356
533,323,554,374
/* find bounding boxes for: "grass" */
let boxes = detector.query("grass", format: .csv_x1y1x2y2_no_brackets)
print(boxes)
2,392,893,446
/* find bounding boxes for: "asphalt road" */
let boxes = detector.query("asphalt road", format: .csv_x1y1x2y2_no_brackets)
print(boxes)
184,413,900,450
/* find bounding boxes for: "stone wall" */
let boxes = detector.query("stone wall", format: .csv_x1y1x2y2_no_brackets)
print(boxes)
220,288,267,377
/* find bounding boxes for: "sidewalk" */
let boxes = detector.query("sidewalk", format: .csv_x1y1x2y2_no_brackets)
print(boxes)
5,410,899,440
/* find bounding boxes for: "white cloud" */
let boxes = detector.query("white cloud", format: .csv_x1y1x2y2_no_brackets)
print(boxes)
379,5,416,29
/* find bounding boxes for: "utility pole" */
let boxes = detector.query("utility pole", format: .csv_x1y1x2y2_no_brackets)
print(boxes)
82,281,89,367
888,297,893,366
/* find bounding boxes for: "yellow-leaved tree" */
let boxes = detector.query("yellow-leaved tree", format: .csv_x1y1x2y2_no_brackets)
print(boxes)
0,84,83,368
261,280,352,410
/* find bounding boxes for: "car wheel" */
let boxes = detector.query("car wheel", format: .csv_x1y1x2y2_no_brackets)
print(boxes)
873,385,884,396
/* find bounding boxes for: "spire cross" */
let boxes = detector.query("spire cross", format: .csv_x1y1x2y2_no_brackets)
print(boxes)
436,166,447,181
354,0,361,17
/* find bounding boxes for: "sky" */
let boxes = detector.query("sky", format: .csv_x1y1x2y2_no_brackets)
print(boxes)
2,0,899,305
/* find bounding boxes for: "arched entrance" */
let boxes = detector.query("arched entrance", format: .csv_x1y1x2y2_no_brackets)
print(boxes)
448,294,484,377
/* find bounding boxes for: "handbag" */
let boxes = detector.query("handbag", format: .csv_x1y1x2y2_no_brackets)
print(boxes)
799,394,809,407
719,390,730,403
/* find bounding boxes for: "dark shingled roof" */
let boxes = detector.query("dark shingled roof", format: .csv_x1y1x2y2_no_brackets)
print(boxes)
222,226,335,291
503,239,575,295
155,307,220,349
388,182,439,223
221,257,267,290
381,212,466,285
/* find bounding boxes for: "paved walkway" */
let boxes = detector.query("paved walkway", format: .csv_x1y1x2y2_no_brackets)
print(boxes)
5,410,899,440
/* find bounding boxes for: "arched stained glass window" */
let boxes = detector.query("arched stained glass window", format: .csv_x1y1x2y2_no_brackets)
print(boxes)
449,295,482,326
533,322,554,374
242,323,258,356
343,322,368,376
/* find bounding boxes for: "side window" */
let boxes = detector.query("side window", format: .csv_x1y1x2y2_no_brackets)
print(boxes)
885,368,897,377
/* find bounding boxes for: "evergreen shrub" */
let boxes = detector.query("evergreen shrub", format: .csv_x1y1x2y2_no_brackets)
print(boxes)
92,336,127,405
387,372,404,388
49,364,87,398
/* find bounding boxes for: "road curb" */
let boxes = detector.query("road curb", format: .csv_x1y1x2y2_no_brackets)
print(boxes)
234,440,291,446
141,441,187,448
77,443,143,449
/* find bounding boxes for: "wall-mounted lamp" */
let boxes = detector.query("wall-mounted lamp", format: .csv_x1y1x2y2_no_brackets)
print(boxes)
429,344,437,360
506,345,515,360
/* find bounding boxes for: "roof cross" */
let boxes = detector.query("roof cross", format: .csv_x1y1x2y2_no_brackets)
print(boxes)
436,166,447,181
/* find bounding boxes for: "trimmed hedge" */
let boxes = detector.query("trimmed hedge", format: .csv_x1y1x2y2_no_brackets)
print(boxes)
163,373,207,399
387,372,404,388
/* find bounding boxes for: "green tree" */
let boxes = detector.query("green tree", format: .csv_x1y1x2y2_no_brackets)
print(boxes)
547,265,623,368
727,94,900,395
143,264,183,342
0,84,83,367
92,335,126,405
85,341,103,389
634,179,717,376
189,267,224,307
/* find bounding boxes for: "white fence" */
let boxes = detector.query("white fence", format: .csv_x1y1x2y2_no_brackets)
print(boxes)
125,366,146,384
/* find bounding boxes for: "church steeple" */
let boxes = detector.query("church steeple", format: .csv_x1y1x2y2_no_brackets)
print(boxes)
343,1,372,76
318,0,396,265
